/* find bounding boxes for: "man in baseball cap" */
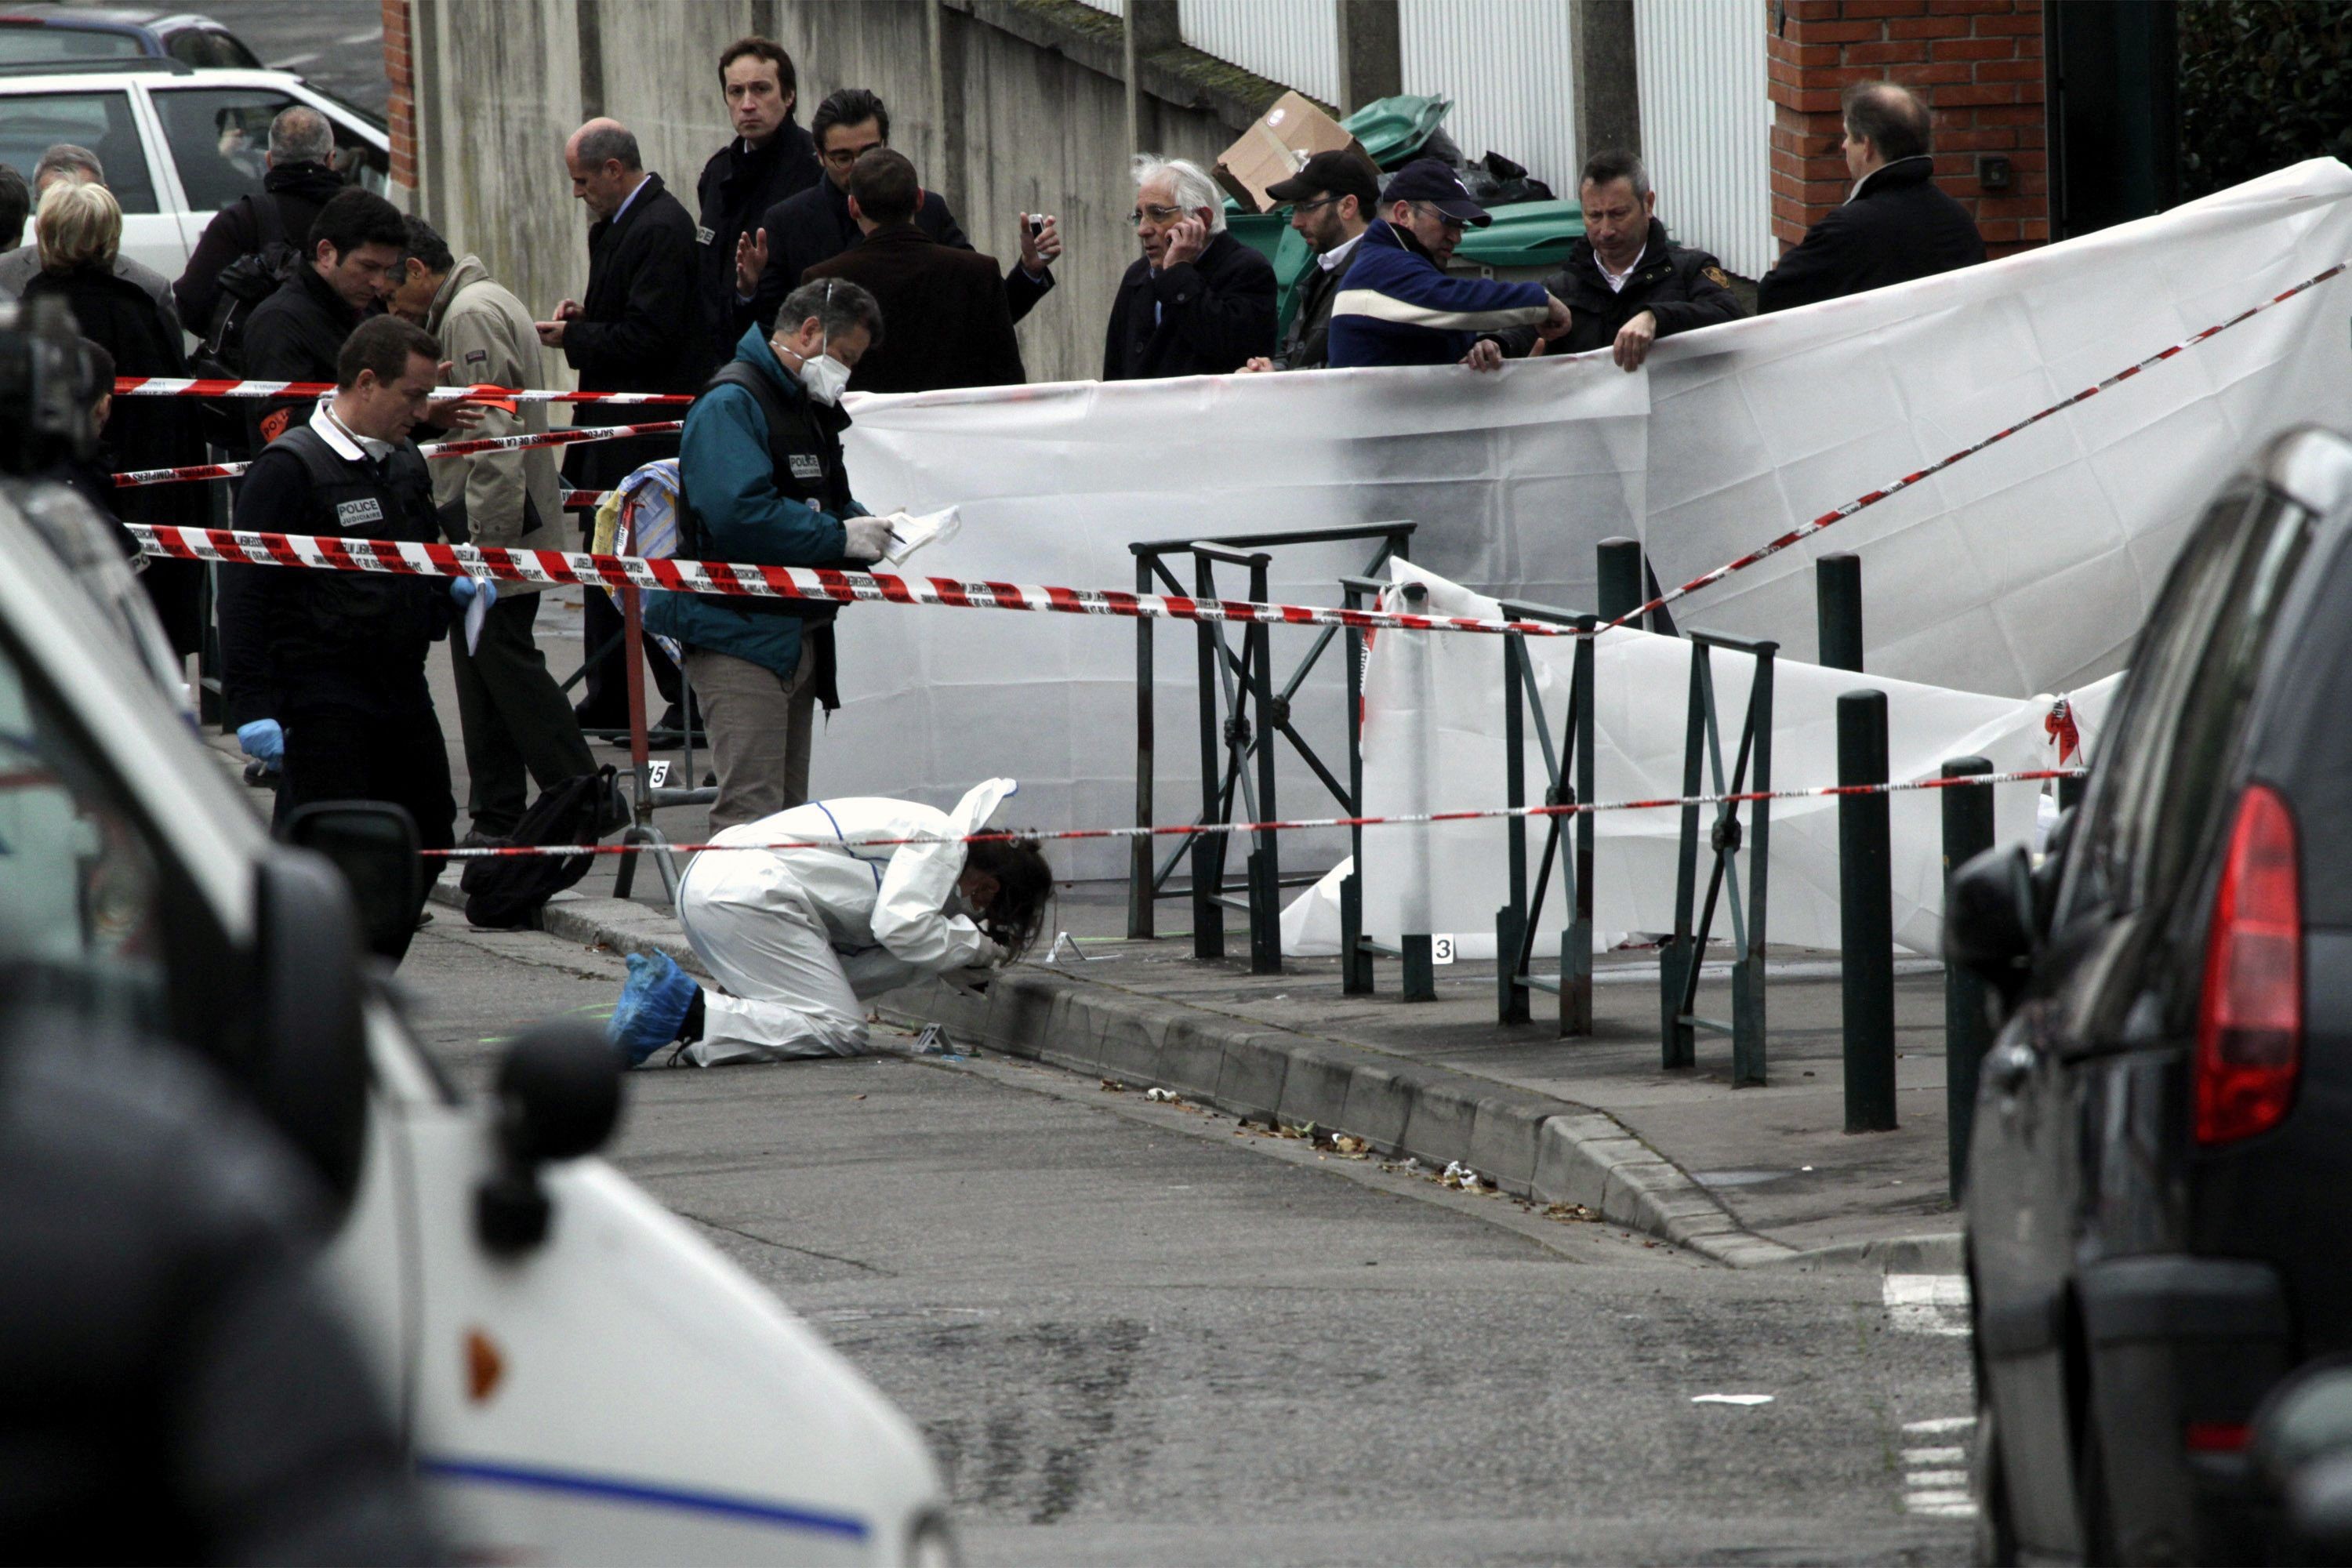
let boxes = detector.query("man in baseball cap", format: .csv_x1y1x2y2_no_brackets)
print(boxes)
1326,157,1569,371
1242,148,1382,372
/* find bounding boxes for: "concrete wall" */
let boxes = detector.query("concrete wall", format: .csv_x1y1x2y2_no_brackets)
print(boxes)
408,0,1258,387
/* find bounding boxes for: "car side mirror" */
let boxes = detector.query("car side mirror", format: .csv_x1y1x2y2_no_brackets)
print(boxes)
476,1018,623,1256
246,848,372,1211
283,801,424,964
1945,843,2038,1012
2252,1367,2352,1561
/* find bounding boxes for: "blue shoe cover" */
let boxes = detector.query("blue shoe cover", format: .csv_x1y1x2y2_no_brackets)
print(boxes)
608,949,696,1066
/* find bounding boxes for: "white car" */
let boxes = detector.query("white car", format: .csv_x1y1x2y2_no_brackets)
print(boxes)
0,306,955,1563
0,58,388,281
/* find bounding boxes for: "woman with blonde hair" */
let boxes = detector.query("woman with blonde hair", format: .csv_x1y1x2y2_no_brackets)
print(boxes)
23,178,207,652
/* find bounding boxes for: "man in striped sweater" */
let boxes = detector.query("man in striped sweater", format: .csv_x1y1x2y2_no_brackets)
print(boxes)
1326,159,1568,371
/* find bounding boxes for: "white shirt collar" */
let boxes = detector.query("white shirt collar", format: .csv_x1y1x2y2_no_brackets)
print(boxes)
1319,229,1366,272
310,397,394,463
1598,241,1647,292
610,173,651,224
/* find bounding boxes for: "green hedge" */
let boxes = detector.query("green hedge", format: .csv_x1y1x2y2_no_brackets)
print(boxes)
2180,0,2352,198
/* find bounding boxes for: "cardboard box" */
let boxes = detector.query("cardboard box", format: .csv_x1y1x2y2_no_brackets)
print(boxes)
1214,91,1365,214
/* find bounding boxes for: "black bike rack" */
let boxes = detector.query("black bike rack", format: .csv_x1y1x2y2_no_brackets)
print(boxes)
1494,599,1598,1033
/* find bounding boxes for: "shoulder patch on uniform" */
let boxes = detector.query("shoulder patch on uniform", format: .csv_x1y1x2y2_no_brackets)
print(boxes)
463,348,488,364
1704,266,1730,288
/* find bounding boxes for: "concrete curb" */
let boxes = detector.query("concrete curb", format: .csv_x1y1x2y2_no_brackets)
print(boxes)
439,882,1952,1272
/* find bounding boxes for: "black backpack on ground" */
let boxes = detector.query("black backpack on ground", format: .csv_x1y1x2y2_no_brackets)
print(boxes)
459,766,619,931
195,194,303,379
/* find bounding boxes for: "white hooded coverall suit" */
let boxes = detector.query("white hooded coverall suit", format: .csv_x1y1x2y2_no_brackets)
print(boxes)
674,778,1017,1065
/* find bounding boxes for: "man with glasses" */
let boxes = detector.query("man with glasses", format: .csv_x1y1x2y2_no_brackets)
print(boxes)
1104,154,1276,381
743,88,1059,333
1240,148,1381,373
1326,158,1567,371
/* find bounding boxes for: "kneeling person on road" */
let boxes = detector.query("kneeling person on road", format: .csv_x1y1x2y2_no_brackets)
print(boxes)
216,314,468,883
607,779,1051,1065
645,278,893,829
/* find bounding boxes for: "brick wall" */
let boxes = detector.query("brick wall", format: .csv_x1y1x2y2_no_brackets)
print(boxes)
383,0,418,197
1766,0,2048,260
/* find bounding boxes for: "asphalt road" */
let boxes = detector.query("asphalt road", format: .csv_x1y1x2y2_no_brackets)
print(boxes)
407,919,1975,1567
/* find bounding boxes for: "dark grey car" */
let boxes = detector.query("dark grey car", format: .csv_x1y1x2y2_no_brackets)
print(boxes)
1949,426,2352,1564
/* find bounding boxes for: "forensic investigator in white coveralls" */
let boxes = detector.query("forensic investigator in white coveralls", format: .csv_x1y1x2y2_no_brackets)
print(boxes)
606,778,1052,1066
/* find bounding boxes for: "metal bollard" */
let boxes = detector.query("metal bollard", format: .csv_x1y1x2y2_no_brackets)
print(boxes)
1816,553,1864,673
1941,756,1995,1196
1597,537,1643,623
1838,690,1897,1132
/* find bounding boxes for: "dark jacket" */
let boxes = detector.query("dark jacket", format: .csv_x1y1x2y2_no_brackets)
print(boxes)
1536,219,1745,354
1272,235,1364,370
0,1012,436,1566
22,266,204,528
241,261,364,445
644,325,864,688
693,125,821,367
750,176,1053,334
1102,229,1278,381
217,412,452,725
566,172,709,395
1755,155,1986,314
1324,220,1549,369
801,223,1025,394
172,158,345,331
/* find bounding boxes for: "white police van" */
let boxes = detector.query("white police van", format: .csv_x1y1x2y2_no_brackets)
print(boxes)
0,298,954,1565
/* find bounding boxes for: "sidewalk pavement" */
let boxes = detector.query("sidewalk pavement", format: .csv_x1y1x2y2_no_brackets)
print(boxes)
427,862,1970,1275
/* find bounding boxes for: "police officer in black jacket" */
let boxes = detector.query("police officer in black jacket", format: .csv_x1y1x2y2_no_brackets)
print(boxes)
218,315,466,869
241,187,408,445
745,89,1059,335
1523,149,1744,370
1757,81,1985,314
536,118,706,734
695,37,821,368
1105,154,1276,381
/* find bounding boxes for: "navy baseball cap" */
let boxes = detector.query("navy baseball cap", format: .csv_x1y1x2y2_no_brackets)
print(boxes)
1378,158,1492,227
1267,148,1381,212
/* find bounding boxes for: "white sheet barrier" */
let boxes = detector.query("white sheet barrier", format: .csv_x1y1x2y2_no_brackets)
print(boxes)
820,160,2351,880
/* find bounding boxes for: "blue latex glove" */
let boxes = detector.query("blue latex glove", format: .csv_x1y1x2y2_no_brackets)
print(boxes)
449,575,497,609
236,718,284,768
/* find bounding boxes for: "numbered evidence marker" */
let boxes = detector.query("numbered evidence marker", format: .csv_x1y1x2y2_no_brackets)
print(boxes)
1431,935,1457,965
646,760,670,788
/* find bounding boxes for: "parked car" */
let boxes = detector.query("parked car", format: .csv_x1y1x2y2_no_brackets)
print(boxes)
1948,424,2352,1565
0,5,262,70
0,58,385,283
0,295,956,1565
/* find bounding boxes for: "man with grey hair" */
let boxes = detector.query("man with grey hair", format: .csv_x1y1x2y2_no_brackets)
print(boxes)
1103,153,1275,380
0,144,178,328
173,105,348,332
1758,80,1984,313
1518,147,1743,372
537,115,706,741
647,277,893,826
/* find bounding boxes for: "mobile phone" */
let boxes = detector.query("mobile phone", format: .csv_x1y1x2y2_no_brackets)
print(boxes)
1028,215,1047,238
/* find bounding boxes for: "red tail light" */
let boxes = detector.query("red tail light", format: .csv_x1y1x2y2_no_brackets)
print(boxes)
2195,784,2302,1145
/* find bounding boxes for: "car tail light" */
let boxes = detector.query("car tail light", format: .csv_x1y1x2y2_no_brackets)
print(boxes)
2195,784,2303,1145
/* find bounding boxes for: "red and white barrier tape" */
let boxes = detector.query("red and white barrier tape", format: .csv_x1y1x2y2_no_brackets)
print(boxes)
129,523,1595,638
111,419,684,489
415,765,2085,858
562,489,613,509
114,376,691,406
1601,260,2350,632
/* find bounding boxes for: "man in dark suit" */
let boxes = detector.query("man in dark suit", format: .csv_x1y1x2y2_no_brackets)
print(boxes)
1240,147,1379,374
801,149,1023,394
1757,82,1986,314
744,89,1060,334
694,36,820,368
1105,154,1277,381
534,117,705,739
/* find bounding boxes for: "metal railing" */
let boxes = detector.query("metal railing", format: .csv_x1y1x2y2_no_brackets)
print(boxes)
1494,598,1596,1032
1127,523,1414,972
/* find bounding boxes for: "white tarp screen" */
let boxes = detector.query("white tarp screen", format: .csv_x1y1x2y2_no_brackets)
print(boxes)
818,161,2352,878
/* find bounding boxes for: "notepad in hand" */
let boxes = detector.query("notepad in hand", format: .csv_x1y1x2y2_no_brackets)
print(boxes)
878,506,962,565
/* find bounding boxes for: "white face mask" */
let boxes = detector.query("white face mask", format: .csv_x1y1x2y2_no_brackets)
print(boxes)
799,350,851,406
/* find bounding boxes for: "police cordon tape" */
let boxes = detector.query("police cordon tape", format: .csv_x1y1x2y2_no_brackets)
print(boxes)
412,766,2087,859
120,261,2347,634
111,419,685,489
1598,258,2350,633
127,522,1601,638
113,376,692,406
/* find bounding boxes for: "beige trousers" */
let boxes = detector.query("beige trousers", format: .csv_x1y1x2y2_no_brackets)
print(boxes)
683,641,816,831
